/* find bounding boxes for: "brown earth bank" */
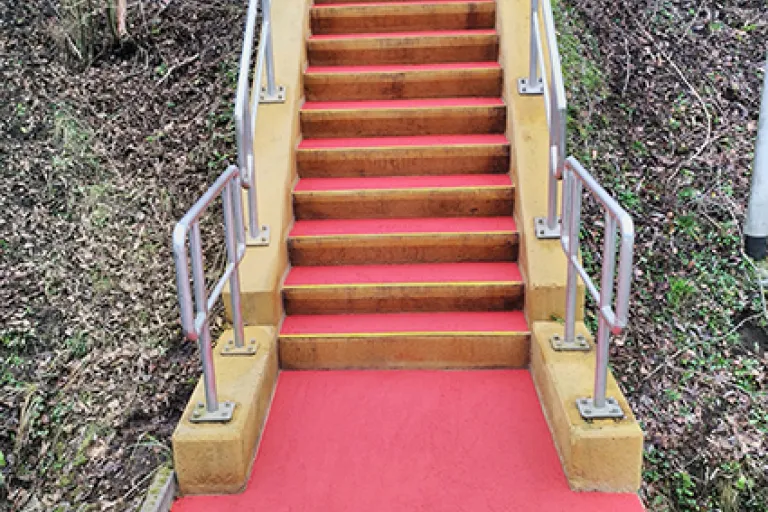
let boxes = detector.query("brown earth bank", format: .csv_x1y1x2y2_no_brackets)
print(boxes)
0,0,766,510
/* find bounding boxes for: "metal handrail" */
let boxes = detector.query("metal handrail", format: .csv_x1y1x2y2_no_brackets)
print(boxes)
172,165,254,424
234,0,285,245
557,156,635,420
519,0,567,240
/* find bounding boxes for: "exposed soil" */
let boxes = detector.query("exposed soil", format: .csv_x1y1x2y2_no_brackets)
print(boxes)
0,0,766,510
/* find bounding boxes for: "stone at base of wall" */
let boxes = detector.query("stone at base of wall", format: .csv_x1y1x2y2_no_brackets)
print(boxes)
173,326,278,495
530,321,643,492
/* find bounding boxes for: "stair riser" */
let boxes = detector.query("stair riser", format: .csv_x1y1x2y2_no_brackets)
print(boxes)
279,334,530,369
288,233,519,265
293,188,514,219
297,145,510,177
300,106,505,138
284,284,523,314
311,4,495,34
308,36,499,66
305,68,503,101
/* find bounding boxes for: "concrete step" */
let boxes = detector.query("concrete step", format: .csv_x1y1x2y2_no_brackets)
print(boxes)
304,62,503,101
311,0,496,35
283,262,524,314
300,98,505,138
293,174,513,219
296,134,510,177
307,30,499,66
287,216,518,265
279,311,530,369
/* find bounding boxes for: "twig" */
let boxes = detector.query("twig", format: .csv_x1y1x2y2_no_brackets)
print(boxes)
155,53,200,86
622,37,631,97
636,25,713,182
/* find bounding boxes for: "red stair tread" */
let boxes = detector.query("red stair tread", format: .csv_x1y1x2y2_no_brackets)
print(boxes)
310,29,496,40
280,311,528,335
172,370,645,512
315,0,495,7
299,134,508,150
289,216,517,237
302,97,503,110
295,174,511,192
285,262,522,287
306,62,500,73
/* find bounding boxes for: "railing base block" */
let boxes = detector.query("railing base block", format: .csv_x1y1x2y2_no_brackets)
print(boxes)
190,401,236,423
550,333,590,352
260,85,287,104
534,216,561,239
221,337,259,356
576,397,625,420
246,225,271,247
517,77,545,96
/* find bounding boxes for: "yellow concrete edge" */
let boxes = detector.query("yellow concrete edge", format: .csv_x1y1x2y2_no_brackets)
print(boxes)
173,326,279,495
496,0,584,323
224,0,313,326
530,321,643,492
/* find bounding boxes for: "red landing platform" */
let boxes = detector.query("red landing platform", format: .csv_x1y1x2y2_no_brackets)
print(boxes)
173,370,644,512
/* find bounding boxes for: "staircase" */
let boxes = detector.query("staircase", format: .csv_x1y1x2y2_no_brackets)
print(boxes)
281,0,529,369
169,0,647,508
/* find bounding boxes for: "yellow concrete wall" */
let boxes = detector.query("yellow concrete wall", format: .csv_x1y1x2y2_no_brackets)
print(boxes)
225,0,312,327
496,0,584,323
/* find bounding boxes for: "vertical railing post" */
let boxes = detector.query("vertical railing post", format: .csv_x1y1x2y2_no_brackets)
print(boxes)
222,182,244,348
745,52,768,262
188,222,237,423
550,166,589,351
518,0,544,95
258,0,286,104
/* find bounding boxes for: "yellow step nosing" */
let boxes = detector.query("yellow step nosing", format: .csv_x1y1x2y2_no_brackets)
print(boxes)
280,330,530,338
283,280,523,289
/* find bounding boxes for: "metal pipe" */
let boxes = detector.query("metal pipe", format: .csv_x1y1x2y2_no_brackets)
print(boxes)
745,53,768,260
527,0,540,87
222,181,245,348
190,222,219,413
593,213,617,408
547,145,560,231
263,0,277,98
563,172,582,343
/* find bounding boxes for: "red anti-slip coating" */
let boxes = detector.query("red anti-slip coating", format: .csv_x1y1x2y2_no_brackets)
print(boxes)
301,97,503,110
306,61,500,73
294,174,510,192
284,262,522,286
314,0,495,8
172,370,645,512
289,216,516,236
280,310,527,334
299,133,508,150
310,29,496,40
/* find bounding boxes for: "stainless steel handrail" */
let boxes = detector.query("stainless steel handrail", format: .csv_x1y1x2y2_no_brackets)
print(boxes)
558,157,635,420
172,165,253,424
234,0,285,245
519,0,567,240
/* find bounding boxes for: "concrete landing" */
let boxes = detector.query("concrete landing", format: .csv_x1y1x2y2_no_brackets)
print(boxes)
173,370,643,511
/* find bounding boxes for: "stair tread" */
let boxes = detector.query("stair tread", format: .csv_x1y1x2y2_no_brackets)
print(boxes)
285,262,522,287
302,97,503,111
315,0,495,7
310,29,496,40
281,311,528,335
299,134,508,150
290,216,517,237
305,62,500,74
294,174,511,192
